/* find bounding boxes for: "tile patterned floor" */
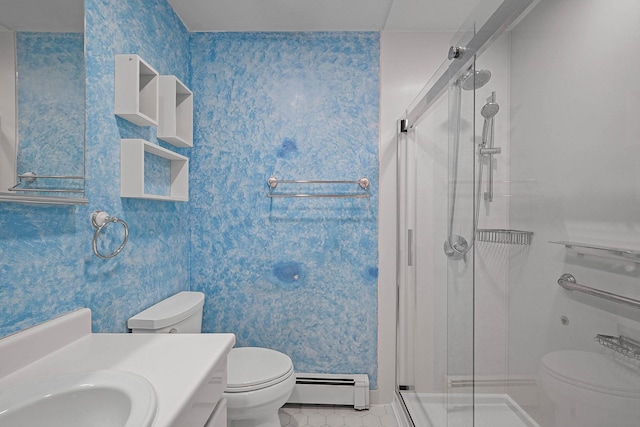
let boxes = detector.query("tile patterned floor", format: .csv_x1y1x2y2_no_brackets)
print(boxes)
279,404,399,427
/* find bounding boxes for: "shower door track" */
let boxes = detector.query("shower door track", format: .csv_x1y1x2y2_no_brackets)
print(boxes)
404,0,536,129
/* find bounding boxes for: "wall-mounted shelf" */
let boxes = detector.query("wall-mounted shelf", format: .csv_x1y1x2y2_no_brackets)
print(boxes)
550,241,640,264
120,139,188,201
157,75,193,147
114,54,159,126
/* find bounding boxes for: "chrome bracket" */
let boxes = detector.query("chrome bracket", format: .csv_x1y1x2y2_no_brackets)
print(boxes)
448,46,466,60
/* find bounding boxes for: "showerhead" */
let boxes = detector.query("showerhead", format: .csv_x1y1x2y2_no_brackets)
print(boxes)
481,100,500,118
458,69,492,91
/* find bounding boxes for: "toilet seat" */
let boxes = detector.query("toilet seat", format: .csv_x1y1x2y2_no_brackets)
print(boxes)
540,350,640,397
225,347,294,393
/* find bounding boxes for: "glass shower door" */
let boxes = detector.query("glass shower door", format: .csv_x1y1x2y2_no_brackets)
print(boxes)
442,64,478,427
396,58,479,427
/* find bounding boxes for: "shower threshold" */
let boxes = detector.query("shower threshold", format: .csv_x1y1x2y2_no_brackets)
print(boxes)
400,393,539,427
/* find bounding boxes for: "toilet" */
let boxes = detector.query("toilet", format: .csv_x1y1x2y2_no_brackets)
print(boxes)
538,350,640,427
128,291,295,427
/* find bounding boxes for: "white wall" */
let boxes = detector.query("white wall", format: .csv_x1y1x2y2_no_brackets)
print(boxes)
378,31,454,403
473,32,512,378
507,0,640,378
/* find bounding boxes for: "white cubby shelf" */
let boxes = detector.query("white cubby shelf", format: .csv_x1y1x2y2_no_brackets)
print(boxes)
120,139,188,201
114,54,159,127
158,75,193,147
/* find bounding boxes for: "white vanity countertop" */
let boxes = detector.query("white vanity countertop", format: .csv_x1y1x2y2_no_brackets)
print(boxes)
0,308,236,427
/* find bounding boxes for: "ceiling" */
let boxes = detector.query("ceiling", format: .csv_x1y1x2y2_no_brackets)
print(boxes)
168,0,485,32
0,0,84,32
0,0,484,33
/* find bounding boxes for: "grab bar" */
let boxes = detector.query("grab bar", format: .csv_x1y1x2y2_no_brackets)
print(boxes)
267,177,370,199
557,274,640,310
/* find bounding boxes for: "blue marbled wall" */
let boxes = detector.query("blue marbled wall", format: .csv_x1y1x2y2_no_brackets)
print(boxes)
0,0,191,336
16,32,84,183
189,32,380,386
1,2,380,388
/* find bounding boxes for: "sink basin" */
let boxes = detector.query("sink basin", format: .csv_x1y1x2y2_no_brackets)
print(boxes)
0,370,157,427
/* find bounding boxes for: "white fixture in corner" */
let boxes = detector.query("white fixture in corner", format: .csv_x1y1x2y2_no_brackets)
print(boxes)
539,350,640,427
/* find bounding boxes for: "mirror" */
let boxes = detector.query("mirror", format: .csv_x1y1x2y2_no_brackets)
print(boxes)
0,0,86,205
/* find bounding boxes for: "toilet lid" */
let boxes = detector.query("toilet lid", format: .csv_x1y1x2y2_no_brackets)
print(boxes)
541,350,640,397
226,347,294,392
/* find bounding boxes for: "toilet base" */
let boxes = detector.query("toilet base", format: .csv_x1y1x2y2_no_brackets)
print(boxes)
224,371,295,427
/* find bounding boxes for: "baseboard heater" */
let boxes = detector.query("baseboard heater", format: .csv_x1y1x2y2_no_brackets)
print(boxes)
287,373,370,410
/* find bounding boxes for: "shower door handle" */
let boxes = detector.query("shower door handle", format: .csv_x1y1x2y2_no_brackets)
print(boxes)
407,229,413,267
479,147,501,155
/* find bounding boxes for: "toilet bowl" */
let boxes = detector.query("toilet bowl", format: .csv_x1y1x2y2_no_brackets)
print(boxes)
128,292,295,427
224,347,295,427
538,350,640,427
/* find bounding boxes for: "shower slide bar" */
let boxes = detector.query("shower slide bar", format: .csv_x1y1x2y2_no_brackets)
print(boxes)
267,177,370,199
557,274,640,310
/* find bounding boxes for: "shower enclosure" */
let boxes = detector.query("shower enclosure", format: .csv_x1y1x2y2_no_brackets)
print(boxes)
394,0,640,426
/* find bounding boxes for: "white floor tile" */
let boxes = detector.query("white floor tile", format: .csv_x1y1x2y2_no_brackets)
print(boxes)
280,404,398,427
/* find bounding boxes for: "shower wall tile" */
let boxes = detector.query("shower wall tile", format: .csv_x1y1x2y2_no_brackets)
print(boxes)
0,0,191,337
189,32,380,387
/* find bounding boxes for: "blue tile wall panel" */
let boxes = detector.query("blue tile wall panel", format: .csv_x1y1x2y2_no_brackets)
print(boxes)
189,32,379,386
0,0,190,337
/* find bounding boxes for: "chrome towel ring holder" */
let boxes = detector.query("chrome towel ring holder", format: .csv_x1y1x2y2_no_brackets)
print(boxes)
91,210,129,259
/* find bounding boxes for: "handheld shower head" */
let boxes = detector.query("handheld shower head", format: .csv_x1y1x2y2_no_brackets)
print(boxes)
481,93,500,146
481,100,500,119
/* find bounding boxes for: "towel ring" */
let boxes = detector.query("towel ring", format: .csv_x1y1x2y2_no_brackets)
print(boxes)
91,211,129,259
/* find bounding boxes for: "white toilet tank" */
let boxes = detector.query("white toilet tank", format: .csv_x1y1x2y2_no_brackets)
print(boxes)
128,291,205,334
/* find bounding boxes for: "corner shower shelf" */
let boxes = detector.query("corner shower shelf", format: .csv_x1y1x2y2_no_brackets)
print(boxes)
114,54,159,126
476,229,533,245
157,75,193,147
550,241,640,264
120,139,188,201
595,334,640,360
